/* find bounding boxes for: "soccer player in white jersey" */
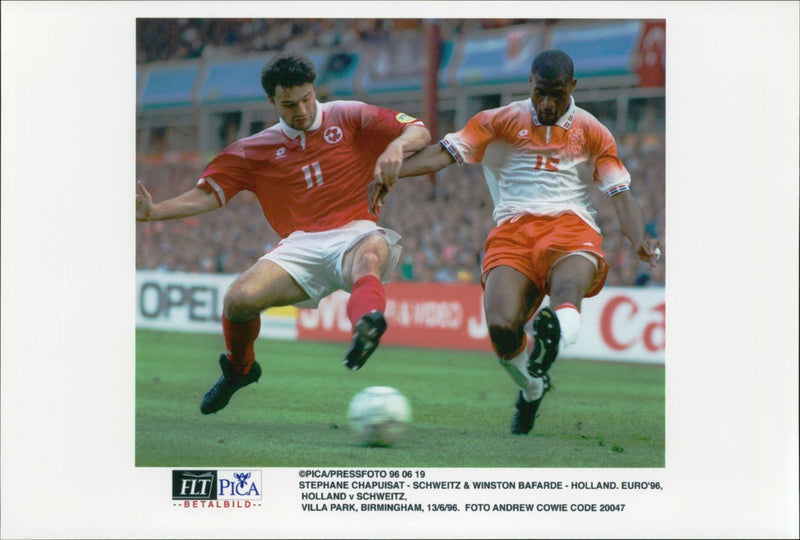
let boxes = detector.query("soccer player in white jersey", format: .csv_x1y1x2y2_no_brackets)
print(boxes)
137,53,430,414
371,49,660,434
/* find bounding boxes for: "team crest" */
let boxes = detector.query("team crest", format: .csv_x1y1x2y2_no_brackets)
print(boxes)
324,126,343,144
566,130,585,155
395,113,417,124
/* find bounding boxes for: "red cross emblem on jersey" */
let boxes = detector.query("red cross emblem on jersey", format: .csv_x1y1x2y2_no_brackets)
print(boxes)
324,126,343,144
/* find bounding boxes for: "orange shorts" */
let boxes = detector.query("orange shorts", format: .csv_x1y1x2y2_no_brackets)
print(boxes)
481,213,609,303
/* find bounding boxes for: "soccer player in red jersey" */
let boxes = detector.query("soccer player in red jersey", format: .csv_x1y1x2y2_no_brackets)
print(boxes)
136,53,430,414
371,50,661,434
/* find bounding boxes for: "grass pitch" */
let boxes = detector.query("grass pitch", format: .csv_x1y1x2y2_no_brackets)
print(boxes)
136,329,664,468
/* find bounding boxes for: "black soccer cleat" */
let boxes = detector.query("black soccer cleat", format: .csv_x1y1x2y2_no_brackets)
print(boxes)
200,354,262,415
343,311,387,371
510,373,552,434
528,307,561,378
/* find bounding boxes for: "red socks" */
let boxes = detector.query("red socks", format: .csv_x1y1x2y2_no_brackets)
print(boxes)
222,314,261,374
553,302,579,312
347,275,386,329
221,276,384,371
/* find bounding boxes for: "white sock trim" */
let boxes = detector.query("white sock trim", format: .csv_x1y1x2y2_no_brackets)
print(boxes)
498,349,531,389
523,376,545,401
554,304,582,351
499,349,546,400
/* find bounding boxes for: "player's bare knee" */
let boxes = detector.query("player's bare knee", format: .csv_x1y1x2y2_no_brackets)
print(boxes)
355,249,382,275
549,255,595,305
223,286,259,322
488,321,524,358
349,237,388,280
549,280,585,307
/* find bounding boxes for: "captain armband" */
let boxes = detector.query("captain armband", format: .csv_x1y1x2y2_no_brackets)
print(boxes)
605,184,630,199
439,138,465,166
197,176,227,206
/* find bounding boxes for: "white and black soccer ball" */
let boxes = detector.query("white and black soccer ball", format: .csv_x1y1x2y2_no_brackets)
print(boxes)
347,386,412,447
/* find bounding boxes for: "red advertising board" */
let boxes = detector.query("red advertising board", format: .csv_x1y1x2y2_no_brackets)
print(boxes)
297,283,492,351
296,282,665,364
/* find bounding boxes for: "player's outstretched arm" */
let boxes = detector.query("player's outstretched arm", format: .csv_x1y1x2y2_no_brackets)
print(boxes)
368,142,457,215
136,181,220,222
610,189,661,269
368,125,431,215
373,125,431,187
399,142,456,179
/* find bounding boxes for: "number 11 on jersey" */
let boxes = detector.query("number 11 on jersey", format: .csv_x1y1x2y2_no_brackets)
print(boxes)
302,162,324,189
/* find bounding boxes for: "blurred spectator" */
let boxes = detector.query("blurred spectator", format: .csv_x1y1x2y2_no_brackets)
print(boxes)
136,19,665,287
136,129,664,287
137,19,535,64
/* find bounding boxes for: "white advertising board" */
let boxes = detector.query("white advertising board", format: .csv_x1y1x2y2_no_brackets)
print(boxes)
135,269,297,339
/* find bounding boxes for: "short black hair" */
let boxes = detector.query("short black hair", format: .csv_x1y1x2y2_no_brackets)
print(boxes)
531,49,574,81
260,53,317,98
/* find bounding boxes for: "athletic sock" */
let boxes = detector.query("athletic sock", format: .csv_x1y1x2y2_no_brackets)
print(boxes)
554,303,581,353
523,376,545,402
222,314,261,375
346,275,386,329
496,337,545,401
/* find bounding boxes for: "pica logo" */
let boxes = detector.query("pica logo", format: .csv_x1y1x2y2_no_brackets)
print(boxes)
220,471,261,498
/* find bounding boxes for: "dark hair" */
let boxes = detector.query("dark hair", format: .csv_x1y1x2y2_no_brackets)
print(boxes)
260,53,317,98
530,49,574,81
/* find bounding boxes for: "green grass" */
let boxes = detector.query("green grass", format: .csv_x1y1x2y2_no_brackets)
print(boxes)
136,329,664,468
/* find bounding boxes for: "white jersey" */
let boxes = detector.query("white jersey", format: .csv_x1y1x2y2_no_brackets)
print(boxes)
441,97,631,232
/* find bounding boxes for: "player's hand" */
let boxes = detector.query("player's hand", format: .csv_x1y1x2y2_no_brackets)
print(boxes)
368,180,391,216
373,142,404,191
636,238,662,270
136,181,154,221
370,141,405,216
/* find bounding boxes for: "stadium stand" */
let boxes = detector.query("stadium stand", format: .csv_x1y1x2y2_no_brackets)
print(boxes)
136,19,665,287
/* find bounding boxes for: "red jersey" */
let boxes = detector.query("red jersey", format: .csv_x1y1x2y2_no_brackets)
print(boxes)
198,100,424,238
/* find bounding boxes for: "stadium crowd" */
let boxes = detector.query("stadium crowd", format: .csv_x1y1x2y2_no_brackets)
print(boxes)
136,129,665,287
136,18,665,287
137,18,536,64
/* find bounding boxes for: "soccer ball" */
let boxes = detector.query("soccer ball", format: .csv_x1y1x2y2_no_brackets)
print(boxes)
347,386,412,447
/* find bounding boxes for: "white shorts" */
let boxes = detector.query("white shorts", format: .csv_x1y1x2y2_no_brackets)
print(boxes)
259,220,402,308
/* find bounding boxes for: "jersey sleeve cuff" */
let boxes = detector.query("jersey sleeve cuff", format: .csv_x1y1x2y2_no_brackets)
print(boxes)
440,138,465,166
605,184,630,199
